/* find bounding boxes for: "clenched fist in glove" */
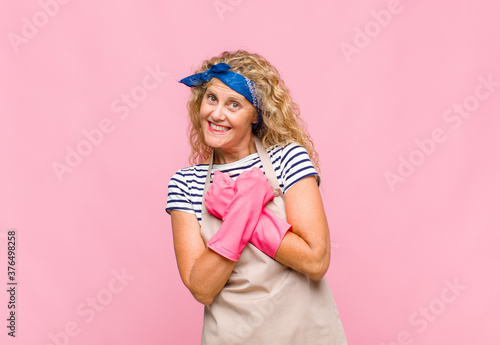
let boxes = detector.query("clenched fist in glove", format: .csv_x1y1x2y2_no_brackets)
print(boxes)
205,167,274,261
205,168,291,260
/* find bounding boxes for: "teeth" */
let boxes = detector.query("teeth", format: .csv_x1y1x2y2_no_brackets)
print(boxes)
211,123,230,132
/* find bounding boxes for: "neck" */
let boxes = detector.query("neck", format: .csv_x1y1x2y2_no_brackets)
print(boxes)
213,136,257,164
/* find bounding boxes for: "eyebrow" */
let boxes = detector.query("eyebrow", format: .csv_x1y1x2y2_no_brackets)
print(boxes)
205,86,245,102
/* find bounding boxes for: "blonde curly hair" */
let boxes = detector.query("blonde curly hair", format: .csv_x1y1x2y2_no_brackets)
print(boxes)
185,50,320,173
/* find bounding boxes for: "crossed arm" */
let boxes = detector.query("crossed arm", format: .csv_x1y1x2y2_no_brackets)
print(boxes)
170,175,331,305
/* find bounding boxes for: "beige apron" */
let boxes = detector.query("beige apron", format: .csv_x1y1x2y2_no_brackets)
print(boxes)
200,138,348,345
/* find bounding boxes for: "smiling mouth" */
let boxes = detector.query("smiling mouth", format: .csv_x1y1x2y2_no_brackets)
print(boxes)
208,122,231,134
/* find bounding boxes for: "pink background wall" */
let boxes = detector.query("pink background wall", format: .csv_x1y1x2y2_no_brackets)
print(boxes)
2,1,499,344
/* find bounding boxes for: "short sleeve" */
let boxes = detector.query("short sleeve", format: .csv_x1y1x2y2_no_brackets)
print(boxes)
281,144,320,193
165,170,196,216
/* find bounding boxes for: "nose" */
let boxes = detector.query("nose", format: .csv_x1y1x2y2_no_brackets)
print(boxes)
211,104,226,122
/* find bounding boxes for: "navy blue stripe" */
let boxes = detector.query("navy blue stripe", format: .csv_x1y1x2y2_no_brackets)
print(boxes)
285,172,318,192
166,206,195,212
183,168,209,173
287,166,316,181
271,155,281,166
283,151,308,169
168,184,189,194
270,145,285,165
185,179,207,185
276,170,284,181
183,173,209,180
168,199,192,205
189,185,204,191
168,192,185,197
170,177,187,188
267,146,281,160
281,145,303,163
283,158,311,177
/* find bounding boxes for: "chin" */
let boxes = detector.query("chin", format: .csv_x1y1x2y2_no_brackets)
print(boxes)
203,132,225,148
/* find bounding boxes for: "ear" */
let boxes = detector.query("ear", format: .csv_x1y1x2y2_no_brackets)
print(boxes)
251,110,259,124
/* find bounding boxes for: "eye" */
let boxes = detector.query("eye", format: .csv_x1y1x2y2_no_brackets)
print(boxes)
206,94,217,103
229,102,240,110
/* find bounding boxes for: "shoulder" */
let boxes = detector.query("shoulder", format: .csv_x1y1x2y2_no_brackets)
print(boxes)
167,164,210,201
265,142,309,162
264,142,308,167
268,142,320,193
169,164,209,186
166,164,209,217
263,142,292,165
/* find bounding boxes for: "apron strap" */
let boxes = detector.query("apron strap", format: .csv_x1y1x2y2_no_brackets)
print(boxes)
254,137,284,199
201,149,214,213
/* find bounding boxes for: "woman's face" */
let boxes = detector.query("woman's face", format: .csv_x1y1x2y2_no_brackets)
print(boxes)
200,79,258,155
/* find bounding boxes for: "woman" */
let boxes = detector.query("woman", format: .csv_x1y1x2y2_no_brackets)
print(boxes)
166,50,347,344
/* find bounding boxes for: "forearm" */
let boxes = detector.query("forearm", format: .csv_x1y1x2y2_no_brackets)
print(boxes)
187,247,236,305
273,229,331,281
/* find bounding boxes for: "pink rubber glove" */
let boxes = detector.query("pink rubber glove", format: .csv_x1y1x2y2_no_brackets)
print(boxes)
250,208,291,259
205,167,274,261
205,170,291,259
204,171,236,219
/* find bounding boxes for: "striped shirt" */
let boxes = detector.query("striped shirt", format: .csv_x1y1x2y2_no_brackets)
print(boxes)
165,143,320,225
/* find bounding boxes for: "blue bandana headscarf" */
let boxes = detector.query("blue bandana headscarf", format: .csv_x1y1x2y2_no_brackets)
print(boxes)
179,63,262,129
